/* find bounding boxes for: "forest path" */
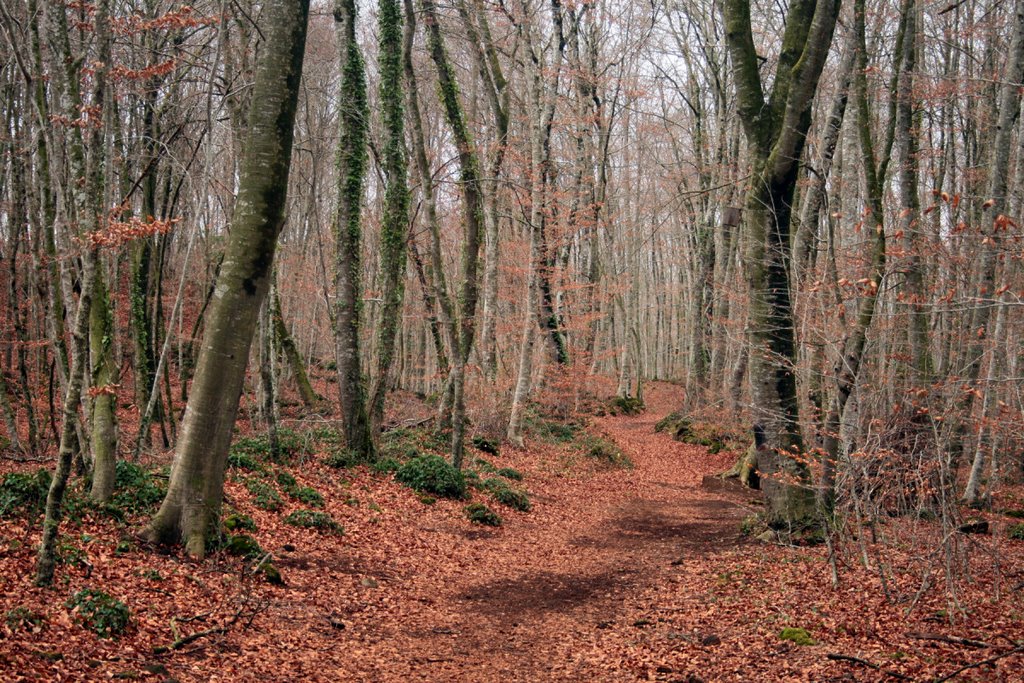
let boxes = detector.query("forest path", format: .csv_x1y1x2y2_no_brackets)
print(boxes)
359,384,751,682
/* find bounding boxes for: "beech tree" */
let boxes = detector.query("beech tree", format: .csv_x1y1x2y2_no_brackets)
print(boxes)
723,0,841,528
142,0,310,556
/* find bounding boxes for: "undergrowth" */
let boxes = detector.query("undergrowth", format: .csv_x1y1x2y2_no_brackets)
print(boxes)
464,502,502,527
395,454,467,499
66,588,130,638
285,509,342,533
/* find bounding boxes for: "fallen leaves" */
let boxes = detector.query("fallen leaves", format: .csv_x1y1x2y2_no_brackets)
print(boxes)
2,382,1024,681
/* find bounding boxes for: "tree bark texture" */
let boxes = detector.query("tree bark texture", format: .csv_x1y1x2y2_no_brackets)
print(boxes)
142,0,310,556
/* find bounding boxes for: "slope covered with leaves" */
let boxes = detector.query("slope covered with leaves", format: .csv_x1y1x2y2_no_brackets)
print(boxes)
2,383,1023,681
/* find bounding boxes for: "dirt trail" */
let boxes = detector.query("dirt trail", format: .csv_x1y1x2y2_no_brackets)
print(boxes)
347,386,749,682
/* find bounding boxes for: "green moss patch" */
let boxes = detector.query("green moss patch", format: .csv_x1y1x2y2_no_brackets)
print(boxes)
779,627,816,646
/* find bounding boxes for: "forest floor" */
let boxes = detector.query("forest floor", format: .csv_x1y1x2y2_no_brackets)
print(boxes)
2,382,1024,681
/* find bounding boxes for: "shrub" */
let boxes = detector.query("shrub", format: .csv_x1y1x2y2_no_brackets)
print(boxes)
581,435,632,468
471,435,500,456
1008,524,1024,541
231,428,308,466
310,425,344,445
482,478,531,512
381,427,426,460
371,457,401,474
0,469,51,517
66,588,130,638
284,509,342,533
474,457,497,473
230,436,273,463
224,534,264,559
110,462,165,514
529,416,580,443
654,411,685,433
244,478,282,511
227,451,262,471
495,467,523,481
56,536,89,568
290,486,324,508
324,449,361,469
5,606,45,631
395,454,467,499
276,471,297,489
224,513,257,533
464,502,502,526
609,395,645,415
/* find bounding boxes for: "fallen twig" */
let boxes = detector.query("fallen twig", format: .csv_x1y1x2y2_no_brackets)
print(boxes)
905,631,991,649
826,653,913,680
154,608,243,655
933,645,1024,682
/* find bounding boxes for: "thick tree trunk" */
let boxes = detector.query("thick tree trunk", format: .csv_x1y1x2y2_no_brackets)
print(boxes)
723,0,840,528
141,0,309,556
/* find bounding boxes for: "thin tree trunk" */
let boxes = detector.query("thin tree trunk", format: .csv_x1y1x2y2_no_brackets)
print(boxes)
272,289,318,409
333,0,375,458
420,0,486,469
368,0,410,433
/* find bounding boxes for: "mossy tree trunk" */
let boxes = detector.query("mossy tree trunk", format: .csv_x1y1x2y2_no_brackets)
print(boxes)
420,0,486,469
368,0,410,434
332,0,375,460
455,0,509,382
403,0,457,422
141,0,310,557
89,266,119,503
272,288,318,409
722,0,840,528
893,0,932,385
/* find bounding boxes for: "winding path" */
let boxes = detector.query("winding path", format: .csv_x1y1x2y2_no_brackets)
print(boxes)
336,385,750,682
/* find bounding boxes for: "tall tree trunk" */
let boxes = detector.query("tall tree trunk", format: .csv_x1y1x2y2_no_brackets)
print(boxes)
818,0,899,510
457,0,509,382
894,0,932,383
368,0,410,433
723,0,840,528
89,266,119,502
956,0,1024,464
141,0,310,556
333,0,375,459
421,0,486,469
36,0,114,583
402,0,457,423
